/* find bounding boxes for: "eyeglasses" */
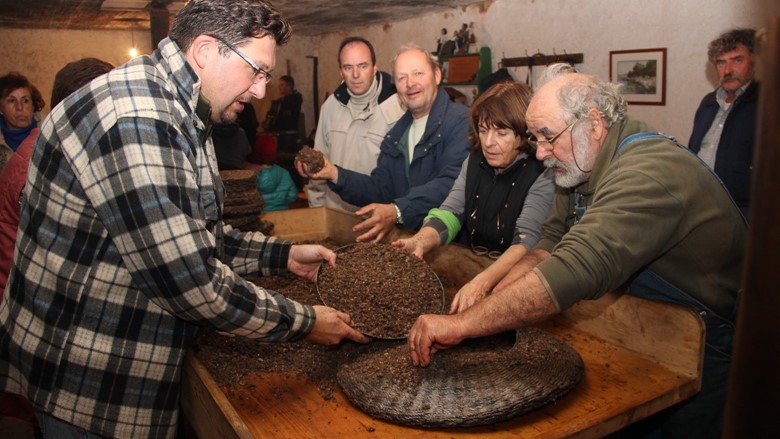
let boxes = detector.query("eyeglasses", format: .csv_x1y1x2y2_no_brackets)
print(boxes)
471,244,503,260
526,118,580,152
214,36,273,84
469,229,503,260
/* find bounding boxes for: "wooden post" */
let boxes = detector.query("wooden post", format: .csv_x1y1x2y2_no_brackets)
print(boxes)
723,16,780,438
306,55,320,127
149,2,169,49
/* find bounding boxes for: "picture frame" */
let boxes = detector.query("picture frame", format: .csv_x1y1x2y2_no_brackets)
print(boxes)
609,48,667,105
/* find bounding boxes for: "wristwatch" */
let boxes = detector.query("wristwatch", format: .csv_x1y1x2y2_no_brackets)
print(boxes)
393,203,403,225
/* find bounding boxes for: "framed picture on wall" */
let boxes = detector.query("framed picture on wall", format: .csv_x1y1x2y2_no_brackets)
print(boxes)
609,48,667,105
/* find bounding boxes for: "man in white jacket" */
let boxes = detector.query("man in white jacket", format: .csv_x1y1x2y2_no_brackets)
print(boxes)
307,36,404,211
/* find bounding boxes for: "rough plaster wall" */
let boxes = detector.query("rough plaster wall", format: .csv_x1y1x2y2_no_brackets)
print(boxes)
276,3,495,138
0,0,771,143
0,28,154,112
286,0,767,144
0,25,301,135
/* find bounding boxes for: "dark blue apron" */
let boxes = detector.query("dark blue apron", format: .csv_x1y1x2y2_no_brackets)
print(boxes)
597,132,744,438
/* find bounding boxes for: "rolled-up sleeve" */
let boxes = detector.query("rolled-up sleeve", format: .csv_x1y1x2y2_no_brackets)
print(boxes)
512,168,555,249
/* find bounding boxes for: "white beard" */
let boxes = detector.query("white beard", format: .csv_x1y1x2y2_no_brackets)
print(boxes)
543,129,593,188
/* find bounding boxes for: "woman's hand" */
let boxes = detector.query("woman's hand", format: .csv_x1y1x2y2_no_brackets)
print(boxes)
449,278,491,313
390,226,440,259
391,236,426,259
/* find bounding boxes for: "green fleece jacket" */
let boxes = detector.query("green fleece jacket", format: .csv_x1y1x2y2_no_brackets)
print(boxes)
534,117,746,318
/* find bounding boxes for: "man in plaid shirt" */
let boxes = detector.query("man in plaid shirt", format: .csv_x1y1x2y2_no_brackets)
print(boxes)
0,1,369,437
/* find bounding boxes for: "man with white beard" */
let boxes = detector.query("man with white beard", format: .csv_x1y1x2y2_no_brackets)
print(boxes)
407,73,746,439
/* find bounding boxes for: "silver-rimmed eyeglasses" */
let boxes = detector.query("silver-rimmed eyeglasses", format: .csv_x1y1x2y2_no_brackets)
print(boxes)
526,117,580,152
214,36,273,84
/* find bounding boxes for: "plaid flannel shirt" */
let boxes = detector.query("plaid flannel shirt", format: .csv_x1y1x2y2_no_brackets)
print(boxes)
0,38,315,438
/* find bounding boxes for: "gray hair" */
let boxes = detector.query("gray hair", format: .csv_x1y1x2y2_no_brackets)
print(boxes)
707,28,756,64
558,75,627,128
391,44,441,75
534,63,577,91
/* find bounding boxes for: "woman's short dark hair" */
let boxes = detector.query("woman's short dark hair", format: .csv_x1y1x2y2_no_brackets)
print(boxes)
51,58,114,108
468,82,532,152
169,0,291,53
0,72,45,113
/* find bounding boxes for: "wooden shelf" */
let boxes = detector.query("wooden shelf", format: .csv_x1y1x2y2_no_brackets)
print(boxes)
441,47,492,92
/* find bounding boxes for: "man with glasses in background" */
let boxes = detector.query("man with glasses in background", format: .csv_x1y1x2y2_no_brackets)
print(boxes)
408,73,746,439
0,1,369,438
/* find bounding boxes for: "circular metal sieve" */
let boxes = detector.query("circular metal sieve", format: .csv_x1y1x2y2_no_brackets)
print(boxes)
316,243,445,340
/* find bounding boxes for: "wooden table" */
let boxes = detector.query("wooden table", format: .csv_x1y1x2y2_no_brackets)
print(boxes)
181,208,704,438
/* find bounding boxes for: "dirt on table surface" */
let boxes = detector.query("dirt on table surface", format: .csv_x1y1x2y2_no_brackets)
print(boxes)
194,239,449,398
295,146,325,174
194,272,345,399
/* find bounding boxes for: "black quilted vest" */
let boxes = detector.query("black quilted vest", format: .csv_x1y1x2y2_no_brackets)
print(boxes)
462,150,545,252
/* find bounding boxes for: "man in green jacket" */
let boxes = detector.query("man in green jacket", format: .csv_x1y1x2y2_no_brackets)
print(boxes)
408,73,746,438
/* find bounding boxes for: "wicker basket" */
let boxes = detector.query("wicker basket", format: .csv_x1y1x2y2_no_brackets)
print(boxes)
337,327,584,428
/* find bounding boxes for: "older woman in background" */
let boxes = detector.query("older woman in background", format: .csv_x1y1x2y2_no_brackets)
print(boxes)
0,59,112,435
0,72,45,170
393,81,554,313
1,59,113,301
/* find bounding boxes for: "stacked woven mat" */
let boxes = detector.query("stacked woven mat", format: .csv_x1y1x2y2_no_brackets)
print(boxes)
337,327,584,428
220,169,273,234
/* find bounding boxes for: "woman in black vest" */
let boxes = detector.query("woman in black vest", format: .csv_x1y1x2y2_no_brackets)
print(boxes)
393,82,554,313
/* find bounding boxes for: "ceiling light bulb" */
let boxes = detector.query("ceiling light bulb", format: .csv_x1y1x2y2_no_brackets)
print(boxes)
129,47,139,58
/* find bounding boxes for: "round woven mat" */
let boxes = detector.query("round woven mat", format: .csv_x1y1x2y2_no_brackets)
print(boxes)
223,188,263,207
337,327,584,428
220,169,257,182
223,198,265,217
220,170,258,193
